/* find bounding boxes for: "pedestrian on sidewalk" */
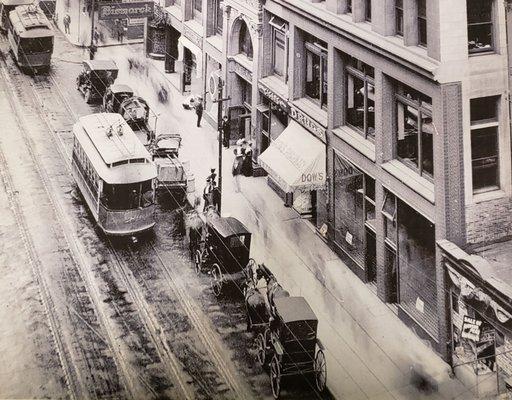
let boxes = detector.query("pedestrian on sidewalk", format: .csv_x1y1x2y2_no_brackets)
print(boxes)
195,97,204,127
232,148,243,193
221,115,230,148
93,26,100,45
242,141,253,177
113,19,119,39
63,13,70,34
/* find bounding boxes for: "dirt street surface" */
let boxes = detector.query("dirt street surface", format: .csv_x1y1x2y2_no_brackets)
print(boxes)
0,31,329,399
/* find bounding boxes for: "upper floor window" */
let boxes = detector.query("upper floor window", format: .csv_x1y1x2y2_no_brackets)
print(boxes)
395,83,434,178
395,0,403,36
270,16,288,80
467,0,494,54
239,22,253,60
213,0,223,35
471,96,500,192
193,0,202,22
304,34,328,109
346,57,375,141
347,0,352,13
417,0,427,46
365,0,371,22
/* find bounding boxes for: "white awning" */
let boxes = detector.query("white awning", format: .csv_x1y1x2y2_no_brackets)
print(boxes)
258,120,326,193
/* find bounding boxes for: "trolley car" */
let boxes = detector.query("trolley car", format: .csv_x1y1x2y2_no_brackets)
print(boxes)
7,4,53,72
71,113,158,236
0,0,32,32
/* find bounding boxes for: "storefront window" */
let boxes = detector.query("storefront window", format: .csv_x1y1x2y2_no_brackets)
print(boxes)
471,96,499,193
333,152,375,272
270,16,288,80
467,0,494,54
346,57,375,141
305,34,328,109
395,83,434,178
382,190,397,245
397,200,437,337
239,23,253,60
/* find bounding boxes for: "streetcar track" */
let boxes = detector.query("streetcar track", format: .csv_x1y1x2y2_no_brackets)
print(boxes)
0,50,131,399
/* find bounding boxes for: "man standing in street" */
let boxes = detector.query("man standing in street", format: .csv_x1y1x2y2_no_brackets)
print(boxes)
221,115,230,148
63,13,71,34
195,97,204,127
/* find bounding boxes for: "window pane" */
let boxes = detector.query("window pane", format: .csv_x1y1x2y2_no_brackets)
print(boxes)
421,119,434,177
367,82,375,139
347,74,365,131
194,0,201,12
215,0,223,34
471,127,499,191
321,55,328,108
396,8,403,35
305,50,321,101
273,29,286,76
397,101,419,169
347,0,352,13
468,23,493,52
239,24,253,59
467,0,492,24
471,96,498,123
365,176,375,201
365,0,371,21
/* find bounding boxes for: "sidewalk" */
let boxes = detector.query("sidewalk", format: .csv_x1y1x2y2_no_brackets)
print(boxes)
92,44,473,400
54,0,142,48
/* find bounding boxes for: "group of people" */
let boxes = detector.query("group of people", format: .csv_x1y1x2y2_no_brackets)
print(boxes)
232,139,253,192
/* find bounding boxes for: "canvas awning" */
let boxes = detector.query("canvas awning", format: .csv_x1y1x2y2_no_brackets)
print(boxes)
178,35,202,77
258,120,326,193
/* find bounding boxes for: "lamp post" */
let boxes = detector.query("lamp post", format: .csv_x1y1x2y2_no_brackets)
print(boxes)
89,0,96,59
213,77,230,214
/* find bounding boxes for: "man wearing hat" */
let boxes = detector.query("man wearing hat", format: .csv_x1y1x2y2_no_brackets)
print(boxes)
195,96,204,127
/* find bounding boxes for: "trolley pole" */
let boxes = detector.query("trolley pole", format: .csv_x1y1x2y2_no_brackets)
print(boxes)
213,77,230,214
89,0,96,59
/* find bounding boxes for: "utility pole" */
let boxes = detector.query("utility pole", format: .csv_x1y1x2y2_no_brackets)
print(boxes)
213,77,230,214
89,0,96,59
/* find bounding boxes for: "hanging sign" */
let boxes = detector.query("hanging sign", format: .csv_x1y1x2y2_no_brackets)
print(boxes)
461,316,482,342
98,2,154,20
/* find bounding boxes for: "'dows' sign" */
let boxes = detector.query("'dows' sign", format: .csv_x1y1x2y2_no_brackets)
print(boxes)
98,2,154,20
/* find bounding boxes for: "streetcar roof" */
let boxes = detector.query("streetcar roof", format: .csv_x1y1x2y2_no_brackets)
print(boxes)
9,5,53,36
1,0,33,6
73,113,156,184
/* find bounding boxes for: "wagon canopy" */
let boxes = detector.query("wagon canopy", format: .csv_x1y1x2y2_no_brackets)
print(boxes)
274,296,317,324
208,216,250,238
83,59,118,73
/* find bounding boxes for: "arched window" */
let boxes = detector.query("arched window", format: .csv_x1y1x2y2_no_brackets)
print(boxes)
238,22,253,60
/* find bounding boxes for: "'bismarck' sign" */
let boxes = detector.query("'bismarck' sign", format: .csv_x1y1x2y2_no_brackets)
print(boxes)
98,2,154,20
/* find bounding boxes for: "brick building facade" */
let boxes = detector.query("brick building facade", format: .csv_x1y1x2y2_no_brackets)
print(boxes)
150,0,512,366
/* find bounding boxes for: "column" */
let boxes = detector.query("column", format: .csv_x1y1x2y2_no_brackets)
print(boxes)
372,0,395,36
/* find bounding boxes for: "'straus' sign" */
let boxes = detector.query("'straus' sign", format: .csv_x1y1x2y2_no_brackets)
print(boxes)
98,2,154,20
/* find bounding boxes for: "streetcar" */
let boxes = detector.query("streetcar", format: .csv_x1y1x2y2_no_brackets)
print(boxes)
7,4,54,72
0,0,32,32
71,113,158,236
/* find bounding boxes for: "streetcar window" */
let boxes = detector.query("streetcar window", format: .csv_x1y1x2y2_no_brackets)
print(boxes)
20,36,53,54
112,160,128,167
101,180,153,210
129,158,146,164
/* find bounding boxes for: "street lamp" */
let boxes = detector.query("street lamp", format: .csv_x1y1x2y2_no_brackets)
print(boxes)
213,76,230,214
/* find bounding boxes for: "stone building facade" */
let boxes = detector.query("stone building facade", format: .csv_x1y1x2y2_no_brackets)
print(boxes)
150,0,512,366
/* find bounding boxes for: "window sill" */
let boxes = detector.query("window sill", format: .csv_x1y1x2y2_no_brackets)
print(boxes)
468,49,495,57
293,97,328,127
260,75,289,99
472,189,506,204
184,19,203,35
164,4,182,21
205,35,223,52
332,126,376,162
231,53,253,71
382,160,435,204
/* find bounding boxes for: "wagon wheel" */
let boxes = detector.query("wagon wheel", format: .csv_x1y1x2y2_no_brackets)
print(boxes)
314,349,327,393
270,355,281,399
84,88,92,104
194,249,203,275
210,263,223,297
255,332,267,366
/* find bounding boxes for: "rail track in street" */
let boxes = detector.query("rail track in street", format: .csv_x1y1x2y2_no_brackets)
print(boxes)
0,30,261,400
